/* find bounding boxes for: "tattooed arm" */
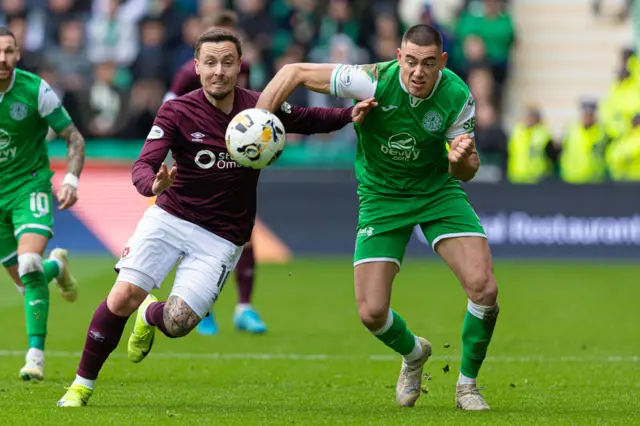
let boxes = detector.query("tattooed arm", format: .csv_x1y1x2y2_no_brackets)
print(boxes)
56,123,86,209
39,78,86,209
162,295,201,337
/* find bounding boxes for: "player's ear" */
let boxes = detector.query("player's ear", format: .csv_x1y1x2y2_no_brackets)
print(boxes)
440,51,448,70
194,58,200,75
396,47,402,64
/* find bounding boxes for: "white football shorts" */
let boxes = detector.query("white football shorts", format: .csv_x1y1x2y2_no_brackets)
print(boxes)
115,205,243,317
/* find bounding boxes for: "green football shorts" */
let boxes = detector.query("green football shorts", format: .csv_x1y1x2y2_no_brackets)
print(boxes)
0,181,54,267
354,188,486,269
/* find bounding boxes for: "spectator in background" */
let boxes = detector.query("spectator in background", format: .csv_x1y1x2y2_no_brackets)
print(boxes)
474,102,508,173
45,19,93,93
131,18,168,83
559,99,608,183
115,79,165,139
150,0,186,52
600,51,640,139
507,107,558,184
1,0,47,52
86,0,139,67
8,16,44,73
236,0,275,60
88,61,123,137
455,0,516,87
170,16,203,75
606,113,640,181
370,8,401,62
317,0,359,48
44,0,85,48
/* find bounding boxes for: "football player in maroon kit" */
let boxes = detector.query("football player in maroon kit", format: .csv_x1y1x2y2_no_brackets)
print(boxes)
165,10,262,335
57,29,377,407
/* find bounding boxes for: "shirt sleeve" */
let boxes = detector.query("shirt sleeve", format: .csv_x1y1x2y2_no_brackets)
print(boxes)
329,64,378,100
131,102,176,197
445,93,476,141
38,79,73,133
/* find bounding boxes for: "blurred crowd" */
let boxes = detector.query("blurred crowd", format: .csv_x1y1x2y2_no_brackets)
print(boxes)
498,1,640,184
0,0,516,143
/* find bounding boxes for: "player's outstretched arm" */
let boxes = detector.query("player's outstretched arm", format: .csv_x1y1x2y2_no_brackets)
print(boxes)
55,123,86,209
132,103,175,197
276,99,378,135
256,63,378,113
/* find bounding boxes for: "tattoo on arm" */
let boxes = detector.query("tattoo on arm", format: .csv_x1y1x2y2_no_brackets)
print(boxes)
163,295,201,337
58,124,86,177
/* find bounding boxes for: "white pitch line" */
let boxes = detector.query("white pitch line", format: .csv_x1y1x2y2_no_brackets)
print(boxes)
0,350,637,363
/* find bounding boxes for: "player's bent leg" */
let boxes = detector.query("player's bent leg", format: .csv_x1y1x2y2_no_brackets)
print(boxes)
16,233,49,381
354,261,431,408
435,236,498,411
233,242,266,334
58,278,150,407
48,248,77,302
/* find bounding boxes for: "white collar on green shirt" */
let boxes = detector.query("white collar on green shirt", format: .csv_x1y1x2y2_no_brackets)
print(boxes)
399,70,442,108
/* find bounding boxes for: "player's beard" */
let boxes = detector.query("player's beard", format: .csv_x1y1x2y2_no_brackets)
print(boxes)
207,88,233,100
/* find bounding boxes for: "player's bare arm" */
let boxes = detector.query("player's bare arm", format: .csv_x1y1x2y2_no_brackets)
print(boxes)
448,134,480,182
163,295,201,337
256,63,378,121
256,64,334,112
56,123,86,209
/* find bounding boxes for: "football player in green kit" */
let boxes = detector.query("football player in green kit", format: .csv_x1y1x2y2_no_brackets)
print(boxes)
256,24,499,411
0,27,85,381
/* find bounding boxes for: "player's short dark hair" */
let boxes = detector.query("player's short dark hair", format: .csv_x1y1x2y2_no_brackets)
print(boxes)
210,10,238,28
195,28,242,59
0,27,17,45
402,24,443,50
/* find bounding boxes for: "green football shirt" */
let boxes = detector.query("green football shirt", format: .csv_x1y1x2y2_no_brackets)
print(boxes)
0,68,73,195
330,60,476,196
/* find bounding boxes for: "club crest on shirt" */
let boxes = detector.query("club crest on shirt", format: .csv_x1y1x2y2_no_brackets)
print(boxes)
10,102,27,121
423,111,442,132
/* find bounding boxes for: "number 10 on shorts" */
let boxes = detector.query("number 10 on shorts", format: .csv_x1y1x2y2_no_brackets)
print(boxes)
30,192,50,218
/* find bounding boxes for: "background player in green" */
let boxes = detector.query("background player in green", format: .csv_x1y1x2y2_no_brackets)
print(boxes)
257,24,499,411
0,27,86,381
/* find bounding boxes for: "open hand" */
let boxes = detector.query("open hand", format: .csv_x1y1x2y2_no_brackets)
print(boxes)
351,97,378,125
448,134,475,164
57,185,78,210
152,162,177,195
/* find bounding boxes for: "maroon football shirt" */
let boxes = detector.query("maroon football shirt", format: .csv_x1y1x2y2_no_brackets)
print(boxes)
132,88,354,246
168,60,251,97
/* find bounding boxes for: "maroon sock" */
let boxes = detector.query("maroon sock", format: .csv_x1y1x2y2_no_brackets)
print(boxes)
145,301,177,338
235,245,255,304
77,300,129,380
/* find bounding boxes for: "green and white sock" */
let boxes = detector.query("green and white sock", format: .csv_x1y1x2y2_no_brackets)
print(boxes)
459,300,499,385
19,254,50,351
372,309,422,362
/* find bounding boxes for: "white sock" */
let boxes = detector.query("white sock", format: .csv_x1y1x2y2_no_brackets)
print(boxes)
15,284,25,296
235,303,252,314
403,336,424,363
26,348,44,361
457,372,476,386
467,300,499,320
52,258,64,279
73,374,95,390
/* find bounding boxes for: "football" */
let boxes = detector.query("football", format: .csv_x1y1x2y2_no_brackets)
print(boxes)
225,108,286,169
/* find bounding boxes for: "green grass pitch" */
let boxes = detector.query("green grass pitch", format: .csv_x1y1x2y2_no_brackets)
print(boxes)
0,257,638,425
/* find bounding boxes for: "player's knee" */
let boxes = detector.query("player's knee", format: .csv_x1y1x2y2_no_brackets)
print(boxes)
464,270,498,306
17,253,43,279
107,281,148,317
163,295,200,337
357,302,389,331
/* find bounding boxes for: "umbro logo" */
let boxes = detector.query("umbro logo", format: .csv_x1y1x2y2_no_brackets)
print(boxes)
191,132,205,142
381,105,398,112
